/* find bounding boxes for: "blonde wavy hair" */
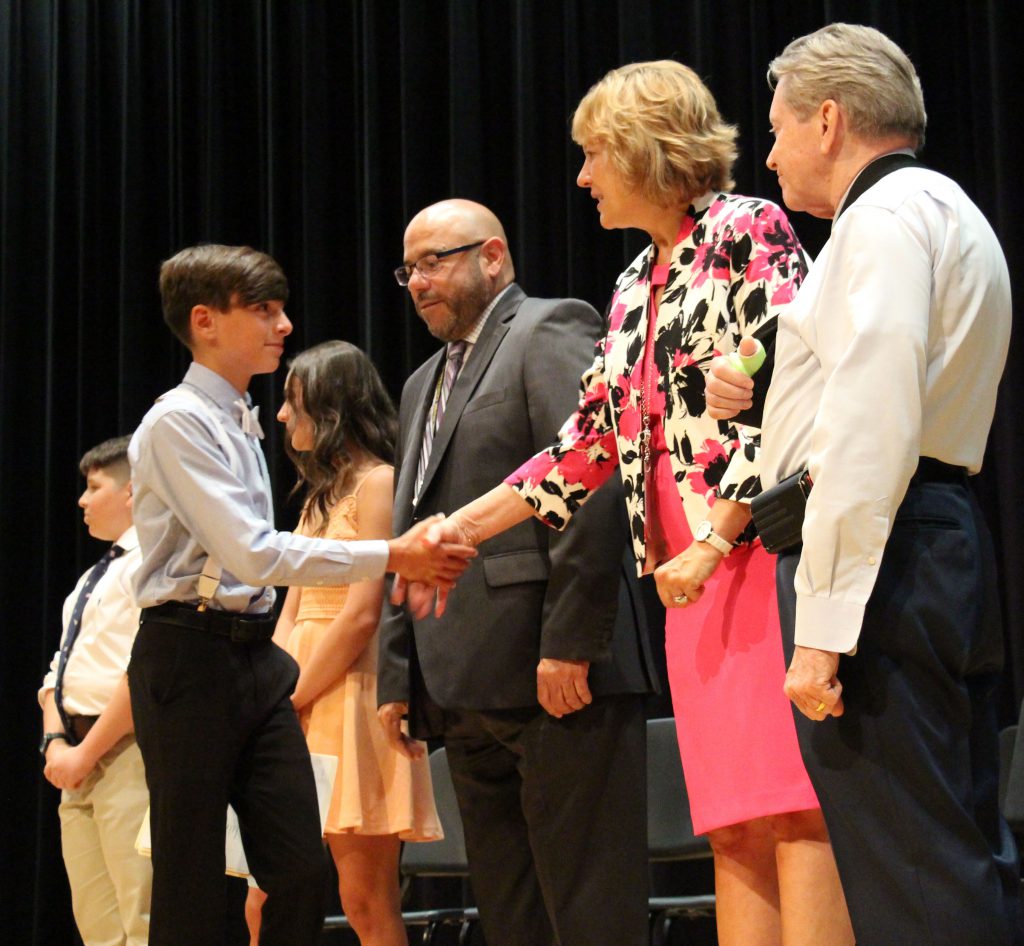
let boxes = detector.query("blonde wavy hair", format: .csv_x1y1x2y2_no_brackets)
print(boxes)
769,24,926,150
572,60,737,206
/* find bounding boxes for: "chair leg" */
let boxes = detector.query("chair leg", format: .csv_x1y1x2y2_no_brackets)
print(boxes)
649,911,669,946
458,919,474,945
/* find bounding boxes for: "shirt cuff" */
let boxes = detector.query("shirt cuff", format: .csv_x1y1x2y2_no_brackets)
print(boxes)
507,470,573,530
309,539,390,584
351,540,390,581
794,593,864,654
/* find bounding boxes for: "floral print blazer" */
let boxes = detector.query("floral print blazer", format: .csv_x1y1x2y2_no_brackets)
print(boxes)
506,191,808,571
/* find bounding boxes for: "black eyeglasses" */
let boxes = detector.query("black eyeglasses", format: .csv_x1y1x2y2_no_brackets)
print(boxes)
394,241,485,287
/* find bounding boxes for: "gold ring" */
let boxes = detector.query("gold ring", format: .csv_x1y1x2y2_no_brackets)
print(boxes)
672,594,688,604
815,701,826,713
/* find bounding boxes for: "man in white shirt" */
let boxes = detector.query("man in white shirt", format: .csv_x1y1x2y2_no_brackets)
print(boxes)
707,23,1021,946
40,435,151,946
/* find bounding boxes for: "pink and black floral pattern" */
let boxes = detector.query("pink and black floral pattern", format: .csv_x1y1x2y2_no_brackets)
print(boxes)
507,191,808,570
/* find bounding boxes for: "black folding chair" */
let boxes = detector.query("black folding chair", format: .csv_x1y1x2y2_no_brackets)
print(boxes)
1001,698,1024,840
999,723,1019,824
398,746,478,944
646,717,716,945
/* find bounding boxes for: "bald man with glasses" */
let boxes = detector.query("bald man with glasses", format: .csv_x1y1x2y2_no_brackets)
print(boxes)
378,199,657,946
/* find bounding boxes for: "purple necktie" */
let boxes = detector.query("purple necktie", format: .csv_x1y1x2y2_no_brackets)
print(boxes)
54,544,125,741
415,340,466,503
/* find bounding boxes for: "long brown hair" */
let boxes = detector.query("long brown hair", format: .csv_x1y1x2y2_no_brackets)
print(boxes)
282,341,397,534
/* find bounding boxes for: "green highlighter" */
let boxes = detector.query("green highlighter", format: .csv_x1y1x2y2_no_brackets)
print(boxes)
726,337,766,376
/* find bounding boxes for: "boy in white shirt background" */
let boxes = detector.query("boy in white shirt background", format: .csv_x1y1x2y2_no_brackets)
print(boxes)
39,434,151,946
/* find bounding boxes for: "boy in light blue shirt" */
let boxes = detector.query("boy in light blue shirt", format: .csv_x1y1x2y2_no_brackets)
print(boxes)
128,244,473,946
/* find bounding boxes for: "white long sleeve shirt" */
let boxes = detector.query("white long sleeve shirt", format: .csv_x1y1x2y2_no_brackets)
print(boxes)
39,527,142,714
762,163,1011,653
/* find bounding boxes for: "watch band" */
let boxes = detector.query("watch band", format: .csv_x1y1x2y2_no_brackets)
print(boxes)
39,731,70,758
696,520,734,556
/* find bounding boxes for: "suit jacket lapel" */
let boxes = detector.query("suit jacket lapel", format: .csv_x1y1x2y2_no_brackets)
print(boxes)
415,284,525,503
395,349,445,523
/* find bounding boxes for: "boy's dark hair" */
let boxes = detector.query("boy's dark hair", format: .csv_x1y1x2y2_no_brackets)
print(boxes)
79,435,132,484
159,244,289,347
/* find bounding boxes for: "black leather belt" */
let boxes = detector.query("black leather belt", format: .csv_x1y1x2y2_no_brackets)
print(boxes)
909,457,967,487
141,602,276,642
68,715,99,743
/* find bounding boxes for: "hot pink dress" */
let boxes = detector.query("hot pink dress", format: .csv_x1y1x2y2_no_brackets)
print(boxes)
646,266,816,832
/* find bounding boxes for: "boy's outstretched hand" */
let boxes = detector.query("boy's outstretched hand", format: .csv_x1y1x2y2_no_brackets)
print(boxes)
386,513,476,588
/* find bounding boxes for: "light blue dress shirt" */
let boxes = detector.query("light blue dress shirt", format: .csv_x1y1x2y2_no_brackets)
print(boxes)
129,363,389,613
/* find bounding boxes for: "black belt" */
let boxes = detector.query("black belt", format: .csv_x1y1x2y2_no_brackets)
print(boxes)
141,602,276,642
909,457,967,487
67,715,99,743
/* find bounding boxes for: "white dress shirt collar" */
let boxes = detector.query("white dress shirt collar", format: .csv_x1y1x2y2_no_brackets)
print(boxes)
114,525,139,553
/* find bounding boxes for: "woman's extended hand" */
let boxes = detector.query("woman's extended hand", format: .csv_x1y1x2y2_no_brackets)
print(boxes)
654,541,725,608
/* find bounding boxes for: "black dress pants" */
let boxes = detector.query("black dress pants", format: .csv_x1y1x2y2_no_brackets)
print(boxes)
128,619,326,946
442,693,648,946
777,481,1023,945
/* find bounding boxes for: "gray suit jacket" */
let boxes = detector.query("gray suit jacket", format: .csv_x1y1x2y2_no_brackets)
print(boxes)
378,284,655,736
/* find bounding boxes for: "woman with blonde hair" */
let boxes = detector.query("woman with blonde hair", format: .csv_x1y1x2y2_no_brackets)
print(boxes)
421,61,853,945
248,340,441,946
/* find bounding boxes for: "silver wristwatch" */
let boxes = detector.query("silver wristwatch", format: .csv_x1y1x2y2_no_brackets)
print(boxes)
694,520,733,556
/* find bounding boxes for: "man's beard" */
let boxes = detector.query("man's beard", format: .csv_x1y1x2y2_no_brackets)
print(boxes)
420,272,494,342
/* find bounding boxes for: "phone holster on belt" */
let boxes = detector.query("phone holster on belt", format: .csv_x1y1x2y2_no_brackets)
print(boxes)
750,469,812,554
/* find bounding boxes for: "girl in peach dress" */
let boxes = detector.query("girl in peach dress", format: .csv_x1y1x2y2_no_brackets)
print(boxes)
247,341,441,946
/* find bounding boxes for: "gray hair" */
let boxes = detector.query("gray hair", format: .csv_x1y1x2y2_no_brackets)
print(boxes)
768,24,926,150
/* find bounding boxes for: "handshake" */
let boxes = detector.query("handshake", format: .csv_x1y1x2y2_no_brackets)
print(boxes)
385,513,475,618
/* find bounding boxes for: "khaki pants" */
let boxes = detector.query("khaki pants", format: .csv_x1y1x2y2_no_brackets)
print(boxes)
59,736,151,946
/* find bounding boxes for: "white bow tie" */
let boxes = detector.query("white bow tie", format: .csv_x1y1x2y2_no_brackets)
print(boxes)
234,399,265,439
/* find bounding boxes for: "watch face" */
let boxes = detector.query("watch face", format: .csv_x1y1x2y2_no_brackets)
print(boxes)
695,520,712,541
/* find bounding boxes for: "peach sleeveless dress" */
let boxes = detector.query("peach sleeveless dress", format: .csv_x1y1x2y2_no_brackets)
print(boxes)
288,469,442,840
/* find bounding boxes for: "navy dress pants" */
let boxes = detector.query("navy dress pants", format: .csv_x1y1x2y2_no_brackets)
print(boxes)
778,480,1022,945
129,619,326,946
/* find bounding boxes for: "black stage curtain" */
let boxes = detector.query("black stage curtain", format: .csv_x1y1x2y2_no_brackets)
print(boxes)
3,2,1021,942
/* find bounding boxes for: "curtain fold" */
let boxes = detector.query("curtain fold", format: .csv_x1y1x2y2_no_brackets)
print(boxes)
4,3,1021,941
